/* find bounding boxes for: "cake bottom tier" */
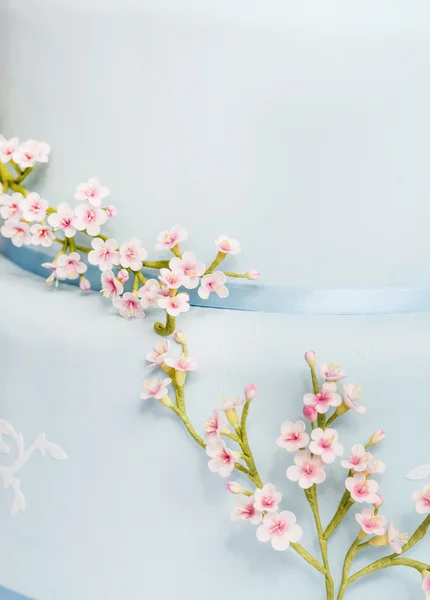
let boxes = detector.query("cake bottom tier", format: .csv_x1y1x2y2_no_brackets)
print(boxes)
0,256,428,600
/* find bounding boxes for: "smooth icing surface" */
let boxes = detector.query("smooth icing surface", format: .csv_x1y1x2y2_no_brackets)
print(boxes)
2,1,430,286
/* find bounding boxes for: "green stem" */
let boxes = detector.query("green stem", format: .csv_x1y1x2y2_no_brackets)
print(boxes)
14,166,33,184
205,252,226,274
238,401,263,487
142,260,170,269
337,537,361,600
74,244,91,254
9,182,28,197
291,543,327,575
222,431,241,444
154,312,176,336
324,497,354,539
326,412,339,427
223,272,247,278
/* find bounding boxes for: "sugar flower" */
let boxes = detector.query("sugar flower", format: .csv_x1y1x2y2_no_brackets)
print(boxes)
74,203,108,237
79,277,91,291
105,205,117,217
19,192,49,222
0,192,23,220
304,351,317,368
422,573,430,599
303,382,342,414
138,279,162,307
30,223,55,247
365,459,386,476
113,292,145,319
226,482,243,495
47,202,77,238
206,440,237,477
244,384,258,402
198,271,229,299
215,235,240,255
342,384,366,415
100,270,123,299
164,355,198,372
256,511,303,551
345,473,380,503
0,136,19,163
56,252,87,280
276,421,310,452
341,444,372,472
387,522,408,554
355,508,386,536
158,292,190,317
145,340,169,367
141,377,171,400
117,269,129,284
369,429,386,446
303,405,318,422
88,238,120,271
156,224,188,251
204,410,226,445
253,483,282,513
286,450,326,489
246,270,260,280
75,177,110,207
320,363,346,382
42,261,64,286
218,397,244,411
309,428,343,464
1,219,31,247
13,139,50,169
169,251,206,289
158,268,185,289
412,485,430,514
120,237,148,271
231,496,262,525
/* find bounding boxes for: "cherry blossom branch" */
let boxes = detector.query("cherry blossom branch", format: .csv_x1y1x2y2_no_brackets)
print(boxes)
337,536,361,600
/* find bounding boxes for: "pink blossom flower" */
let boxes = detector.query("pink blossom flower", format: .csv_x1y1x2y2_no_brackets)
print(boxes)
303,382,342,415
218,397,244,411
156,224,188,250
305,351,317,368
253,483,282,513
373,494,384,509
0,192,23,220
79,277,91,291
158,292,190,317
117,269,129,284
198,271,229,299
20,193,49,222
138,279,161,307
286,450,327,489
169,251,206,289
215,235,240,255
206,440,237,477
244,384,258,402
0,219,31,247
159,268,185,289
422,574,430,598
355,508,386,536
100,270,123,299
0,136,19,163
47,202,77,238
119,237,148,271
141,377,171,400
74,177,110,207
345,473,380,503
88,238,120,271
246,270,260,280
174,330,186,344
320,363,346,382
204,410,226,445
74,203,108,237
256,511,303,551
276,421,310,452
164,355,198,372
13,140,50,168
30,223,55,247
412,485,430,514
226,482,243,495
231,496,262,524
387,522,407,554
56,252,87,280
365,459,386,476
303,405,318,422
342,384,366,414
106,205,117,217
42,261,64,285
113,292,145,319
145,340,169,366
309,428,343,464
341,444,372,472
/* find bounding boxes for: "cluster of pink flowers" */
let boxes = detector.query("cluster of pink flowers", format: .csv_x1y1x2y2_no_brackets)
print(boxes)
0,136,50,169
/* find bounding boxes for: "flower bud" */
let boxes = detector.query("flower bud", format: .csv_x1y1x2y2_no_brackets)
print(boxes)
244,384,258,402
303,405,318,422
304,351,316,368
226,409,239,428
117,269,129,283
79,276,91,291
369,429,386,446
246,270,260,281
372,494,384,509
226,482,242,494
174,330,186,344
105,204,117,217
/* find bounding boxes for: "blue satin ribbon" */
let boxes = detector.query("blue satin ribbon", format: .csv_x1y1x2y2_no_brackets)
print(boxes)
3,240,430,315
0,587,30,600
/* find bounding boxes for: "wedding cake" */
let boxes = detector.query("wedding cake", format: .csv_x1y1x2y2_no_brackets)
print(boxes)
1,1,430,599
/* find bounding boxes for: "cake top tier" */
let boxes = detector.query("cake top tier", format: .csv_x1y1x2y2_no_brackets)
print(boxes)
2,0,430,287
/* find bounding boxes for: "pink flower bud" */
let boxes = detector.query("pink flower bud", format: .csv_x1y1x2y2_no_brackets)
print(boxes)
117,269,129,283
372,493,384,509
226,482,242,495
105,204,117,217
246,270,260,281
369,429,385,446
174,330,186,344
244,384,258,402
304,351,316,368
79,276,91,291
303,405,318,422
